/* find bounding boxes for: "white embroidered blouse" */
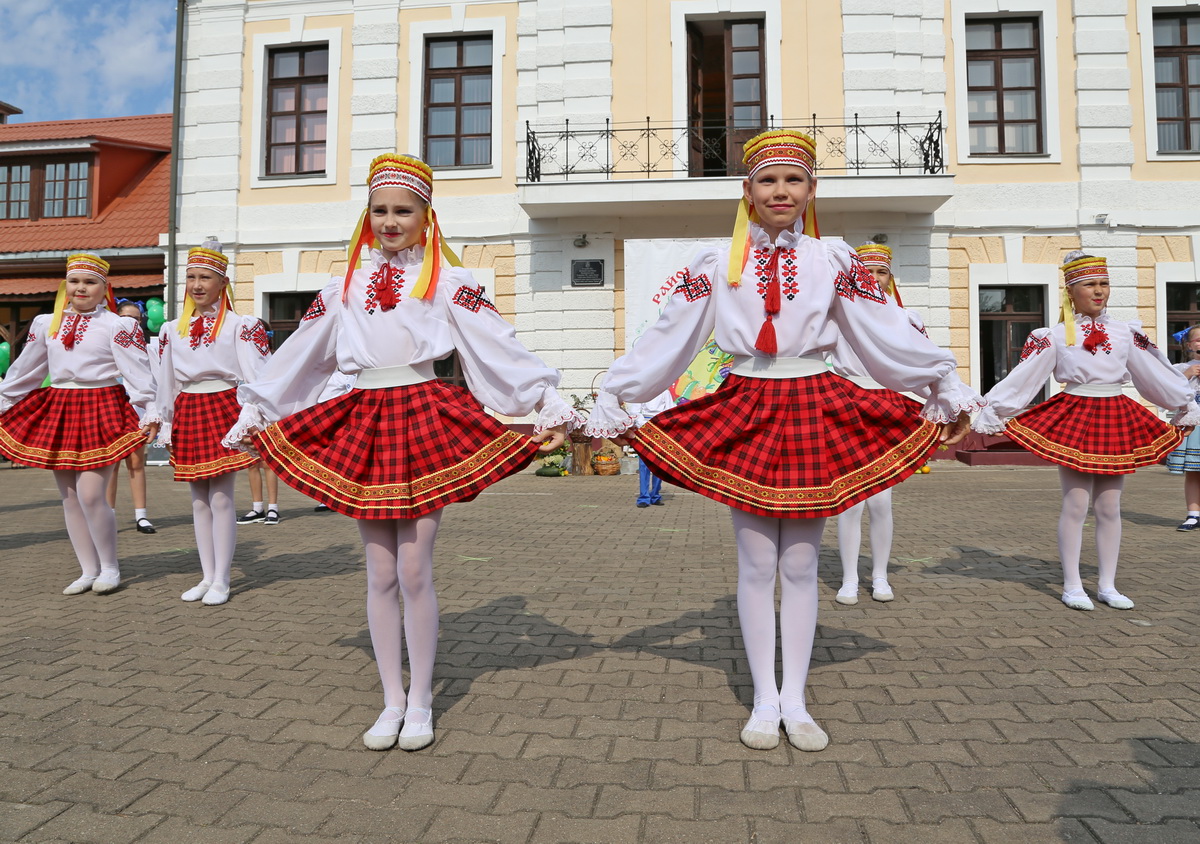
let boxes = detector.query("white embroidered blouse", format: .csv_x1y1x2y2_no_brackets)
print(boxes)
155,310,272,444
224,246,579,446
974,314,1200,434
585,225,982,437
0,308,157,421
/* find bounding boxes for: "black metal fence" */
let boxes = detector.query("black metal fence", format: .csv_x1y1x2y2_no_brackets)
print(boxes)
524,113,945,182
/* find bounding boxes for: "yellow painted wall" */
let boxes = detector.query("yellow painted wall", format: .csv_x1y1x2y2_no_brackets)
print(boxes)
232,251,283,310
459,242,517,324
1137,236,1193,338
238,16,354,204
398,3,520,197
943,0,1080,184
1022,235,1082,265
947,236,1005,379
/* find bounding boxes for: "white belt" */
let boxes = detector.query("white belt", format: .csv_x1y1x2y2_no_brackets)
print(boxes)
1063,383,1124,397
730,355,829,379
844,374,885,390
181,380,236,394
51,379,120,389
355,362,437,389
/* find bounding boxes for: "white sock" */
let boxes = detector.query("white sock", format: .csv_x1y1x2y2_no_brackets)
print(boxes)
135,508,147,520
1189,511,1199,518
252,501,264,512
267,503,279,514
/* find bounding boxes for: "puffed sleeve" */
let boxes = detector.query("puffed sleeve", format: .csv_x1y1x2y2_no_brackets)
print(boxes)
439,270,581,432
111,316,158,424
973,327,1058,434
1125,322,1200,426
224,282,341,448
154,325,181,443
234,316,273,384
0,317,51,414
828,242,983,423
586,250,719,438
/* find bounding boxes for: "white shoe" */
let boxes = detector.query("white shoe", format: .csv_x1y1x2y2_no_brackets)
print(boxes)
1097,589,1134,610
182,580,212,602
201,583,230,606
397,707,435,751
739,706,781,750
782,713,829,752
1062,589,1094,611
835,583,859,605
63,576,97,595
362,706,404,750
871,578,894,602
91,571,121,594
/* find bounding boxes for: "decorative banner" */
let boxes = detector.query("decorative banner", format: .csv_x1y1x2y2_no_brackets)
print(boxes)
624,238,733,402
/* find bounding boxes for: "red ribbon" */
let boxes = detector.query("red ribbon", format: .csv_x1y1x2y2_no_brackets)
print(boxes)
754,248,782,356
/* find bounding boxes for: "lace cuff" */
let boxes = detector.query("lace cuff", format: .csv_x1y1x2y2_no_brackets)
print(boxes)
971,405,1008,436
155,421,172,446
222,404,270,451
534,389,586,433
921,372,987,425
0,396,14,415
583,391,638,439
1172,399,1200,428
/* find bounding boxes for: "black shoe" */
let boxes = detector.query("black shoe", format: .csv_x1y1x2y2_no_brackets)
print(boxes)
314,504,331,512
650,500,664,506
237,509,267,524
636,502,650,508
264,511,280,525
135,517,157,534
1178,516,1200,532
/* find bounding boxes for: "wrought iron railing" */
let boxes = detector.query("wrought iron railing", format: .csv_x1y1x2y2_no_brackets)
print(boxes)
523,113,945,182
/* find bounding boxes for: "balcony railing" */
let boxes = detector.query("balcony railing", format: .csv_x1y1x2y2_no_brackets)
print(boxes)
524,113,945,182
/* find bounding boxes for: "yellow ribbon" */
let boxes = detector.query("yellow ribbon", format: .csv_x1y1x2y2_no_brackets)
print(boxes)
177,285,233,340
1060,286,1077,347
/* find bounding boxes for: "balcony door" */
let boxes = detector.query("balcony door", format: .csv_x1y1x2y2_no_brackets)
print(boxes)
687,19,766,176
979,285,1048,402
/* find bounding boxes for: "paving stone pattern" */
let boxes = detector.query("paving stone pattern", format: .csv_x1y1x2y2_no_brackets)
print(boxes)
0,462,1196,843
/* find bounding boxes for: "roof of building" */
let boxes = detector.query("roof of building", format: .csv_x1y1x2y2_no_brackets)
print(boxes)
0,274,162,299
0,114,171,255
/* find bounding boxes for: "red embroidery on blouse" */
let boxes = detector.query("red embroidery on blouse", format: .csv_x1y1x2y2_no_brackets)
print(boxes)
1019,334,1051,361
188,316,217,350
1079,321,1112,355
113,328,147,352
451,285,499,314
835,258,887,305
158,333,168,358
673,270,712,303
302,295,326,322
753,248,799,300
365,264,405,314
1132,331,1155,351
58,313,90,349
240,321,271,357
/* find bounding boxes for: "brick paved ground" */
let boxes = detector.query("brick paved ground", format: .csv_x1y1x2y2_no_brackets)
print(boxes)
0,460,1196,843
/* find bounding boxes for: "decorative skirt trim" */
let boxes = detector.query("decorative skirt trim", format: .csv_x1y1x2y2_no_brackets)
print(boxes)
0,384,144,470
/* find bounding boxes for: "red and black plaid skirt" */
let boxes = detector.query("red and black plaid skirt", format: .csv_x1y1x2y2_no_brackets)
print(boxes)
1005,393,1183,474
253,380,541,519
634,372,939,518
0,385,145,470
171,389,257,481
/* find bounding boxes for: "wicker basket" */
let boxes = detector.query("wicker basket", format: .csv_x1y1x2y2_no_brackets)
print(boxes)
591,459,620,476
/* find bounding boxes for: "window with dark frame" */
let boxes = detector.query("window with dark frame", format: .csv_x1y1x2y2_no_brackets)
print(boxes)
686,18,766,176
1167,281,1200,363
0,157,91,221
1153,13,1200,152
423,36,492,169
979,285,1048,401
267,291,319,349
965,17,1043,155
265,44,329,176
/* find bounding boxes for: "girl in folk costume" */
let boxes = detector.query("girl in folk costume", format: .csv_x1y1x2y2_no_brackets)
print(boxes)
828,242,928,606
974,251,1199,611
223,154,577,751
584,131,980,751
0,254,158,595
157,242,271,606
1166,325,1200,531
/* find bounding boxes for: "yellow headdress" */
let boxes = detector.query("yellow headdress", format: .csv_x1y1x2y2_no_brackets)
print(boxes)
343,153,462,303
51,253,116,337
178,240,235,340
1059,251,1108,347
855,242,902,305
729,130,819,287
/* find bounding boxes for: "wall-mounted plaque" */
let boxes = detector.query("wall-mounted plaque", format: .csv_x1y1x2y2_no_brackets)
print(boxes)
571,259,604,287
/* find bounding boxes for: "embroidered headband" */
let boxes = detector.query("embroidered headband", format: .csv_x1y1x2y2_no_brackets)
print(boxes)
343,153,461,302
178,240,235,340
855,242,903,306
186,244,230,277
51,252,117,336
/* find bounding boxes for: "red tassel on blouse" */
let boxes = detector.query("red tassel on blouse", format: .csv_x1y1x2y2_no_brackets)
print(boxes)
754,248,782,356
1082,318,1108,354
376,264,398,312
189,315,206,346
60,315,79,350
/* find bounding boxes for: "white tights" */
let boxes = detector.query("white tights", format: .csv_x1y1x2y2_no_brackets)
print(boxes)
189,474,238,588
54,466,118,578
836,488,893,586
731,508,824,720
1057,466,1124,593
358,512,442,711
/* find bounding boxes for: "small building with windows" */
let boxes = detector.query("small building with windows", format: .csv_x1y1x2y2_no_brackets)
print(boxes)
0,114,169,361
174,0,1200,418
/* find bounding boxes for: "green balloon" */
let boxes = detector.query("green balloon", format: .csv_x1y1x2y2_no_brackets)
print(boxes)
146,297,164,308
146,300,165,319
147,316,164,334
0,341,9,376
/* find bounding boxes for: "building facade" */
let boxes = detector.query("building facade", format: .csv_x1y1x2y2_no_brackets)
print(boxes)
175,0,1200,421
